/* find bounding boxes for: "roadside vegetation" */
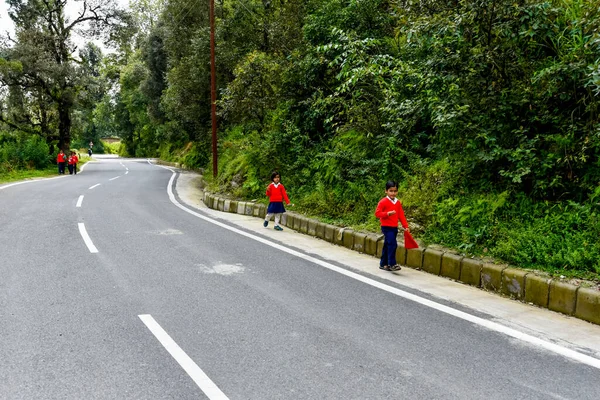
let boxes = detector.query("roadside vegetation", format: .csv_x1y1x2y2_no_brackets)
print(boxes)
1,0,599,282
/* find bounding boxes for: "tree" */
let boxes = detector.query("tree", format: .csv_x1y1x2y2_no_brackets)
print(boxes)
1,0,129,150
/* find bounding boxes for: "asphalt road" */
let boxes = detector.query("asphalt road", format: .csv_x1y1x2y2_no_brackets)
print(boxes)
1,158,599,399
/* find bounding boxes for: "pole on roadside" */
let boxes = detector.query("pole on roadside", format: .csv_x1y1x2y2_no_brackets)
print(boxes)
210,0,218,178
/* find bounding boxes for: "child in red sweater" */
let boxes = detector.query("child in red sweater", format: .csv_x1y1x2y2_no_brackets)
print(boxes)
375,180,410,271
263,171,292,231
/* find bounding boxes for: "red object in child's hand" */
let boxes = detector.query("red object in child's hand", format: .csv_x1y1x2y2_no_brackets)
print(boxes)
404,231,419,249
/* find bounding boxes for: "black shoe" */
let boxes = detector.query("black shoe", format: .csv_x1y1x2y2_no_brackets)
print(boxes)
390,265,402,271
379,265,391,271
274,225,283,231
263,221,268,227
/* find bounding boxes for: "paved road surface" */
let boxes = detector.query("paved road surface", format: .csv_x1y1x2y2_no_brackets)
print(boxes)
1,158,599,399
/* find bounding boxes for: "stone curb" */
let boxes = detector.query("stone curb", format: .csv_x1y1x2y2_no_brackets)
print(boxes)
202,191,600,326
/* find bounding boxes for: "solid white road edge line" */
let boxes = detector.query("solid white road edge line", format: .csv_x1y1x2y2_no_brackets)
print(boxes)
0,175,66,190
109,176,121,181
160,166,600,371
138,314,229,400
76,195,84,208
0,160,94,191
78,223,98,253
89,183,101,190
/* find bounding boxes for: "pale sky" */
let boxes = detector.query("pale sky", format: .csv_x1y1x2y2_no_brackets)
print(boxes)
0,0,130,50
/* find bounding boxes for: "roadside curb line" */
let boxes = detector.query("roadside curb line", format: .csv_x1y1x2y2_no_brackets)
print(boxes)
201,189,600,326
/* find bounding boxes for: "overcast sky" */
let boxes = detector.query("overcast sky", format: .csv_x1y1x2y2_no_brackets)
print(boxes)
0,0,130,49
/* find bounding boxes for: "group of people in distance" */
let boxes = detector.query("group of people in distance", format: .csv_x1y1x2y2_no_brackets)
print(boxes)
56,149,79,175
263,171,416,272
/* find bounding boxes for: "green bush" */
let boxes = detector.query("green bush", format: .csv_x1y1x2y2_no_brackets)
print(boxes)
0,135,51,171
22,136,51,169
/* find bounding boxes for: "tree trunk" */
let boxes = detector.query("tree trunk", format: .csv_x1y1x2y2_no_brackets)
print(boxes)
58,99,71,151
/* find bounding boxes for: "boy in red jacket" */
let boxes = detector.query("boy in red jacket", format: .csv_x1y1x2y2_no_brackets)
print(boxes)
263,171,292,231
72,152,79,174
375,180,410,271
57,150,66,174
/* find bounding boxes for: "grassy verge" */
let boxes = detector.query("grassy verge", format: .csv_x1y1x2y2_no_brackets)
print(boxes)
0,167,59,184
0,157,92,185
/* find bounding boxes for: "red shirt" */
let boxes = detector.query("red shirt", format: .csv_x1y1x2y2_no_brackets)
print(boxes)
68,156,74,165
266,183,290,204
72,155,78,164
375,197,409,228
57,153,66,163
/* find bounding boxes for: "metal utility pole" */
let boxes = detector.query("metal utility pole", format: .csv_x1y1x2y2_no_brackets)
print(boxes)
210,0,218,177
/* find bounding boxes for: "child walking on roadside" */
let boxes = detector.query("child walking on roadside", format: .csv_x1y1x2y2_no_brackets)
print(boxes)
72,152,78,174
375,180,410,271
67,152,74,174
57,149,66,174
263,171,292,231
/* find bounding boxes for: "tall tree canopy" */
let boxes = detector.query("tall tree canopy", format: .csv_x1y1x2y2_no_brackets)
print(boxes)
0,0,129,149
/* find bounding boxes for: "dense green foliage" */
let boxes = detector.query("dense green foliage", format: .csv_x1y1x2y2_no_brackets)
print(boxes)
2,0,599,279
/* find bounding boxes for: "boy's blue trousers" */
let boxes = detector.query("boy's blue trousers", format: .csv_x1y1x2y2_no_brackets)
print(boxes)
380,226,398,267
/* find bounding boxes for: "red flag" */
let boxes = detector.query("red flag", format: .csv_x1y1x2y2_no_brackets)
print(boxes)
404,231,419,249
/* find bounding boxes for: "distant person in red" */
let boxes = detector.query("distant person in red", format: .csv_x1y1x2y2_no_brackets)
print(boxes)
57,150,66,174
375,180,410,271
72,152,78,174
263,171,292,231
67,153,74,174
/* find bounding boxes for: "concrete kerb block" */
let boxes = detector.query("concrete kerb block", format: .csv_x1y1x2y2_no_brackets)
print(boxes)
422,249,443,275
334,228,346,246
259,204,267,218
395,243,407,266
441,253,462,281
353,232,366,253
501,268,528,300
315,222,326,239
235,201,246,215
245,203,255,216
549,280,579,316
575,287,600,325
203,192,209,204
524,274,551,308
293,214,303,231
307,220,318,236
459,258,482,287
223,199,231,212
376,237,384,258
207,194,214,209
406,247,424,269
324,225,335,243
229,200,238,213
252,203,261,217
342,229,355,250
281,213,288,227
481,263,506,292
284,213,295,228
300,217,309,234
364,234,381,256
217,197,225,211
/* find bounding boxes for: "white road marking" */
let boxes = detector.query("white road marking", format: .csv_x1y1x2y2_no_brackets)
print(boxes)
89,183,101,190
0,160,95,191
0,175,66,190
79,162,90,172
138,314,229,400
78,223,98,253
125,171,129,175
109,176,121,181
159,166,600,371
76,195,84,208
